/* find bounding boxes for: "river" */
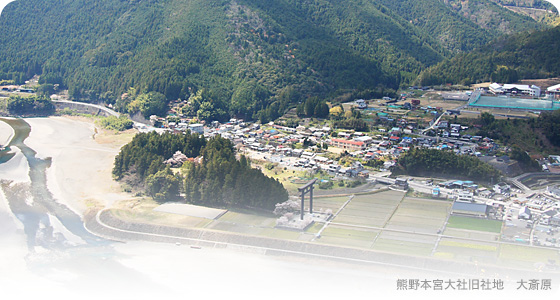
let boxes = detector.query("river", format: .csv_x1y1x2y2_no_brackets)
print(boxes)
0,117,392,300
0,118,104,249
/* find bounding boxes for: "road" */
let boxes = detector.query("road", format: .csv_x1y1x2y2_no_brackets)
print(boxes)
53,99,120,117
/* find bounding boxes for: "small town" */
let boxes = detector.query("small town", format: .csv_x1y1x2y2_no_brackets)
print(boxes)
109,81,560,252
4,80,560,254
2,1,560,298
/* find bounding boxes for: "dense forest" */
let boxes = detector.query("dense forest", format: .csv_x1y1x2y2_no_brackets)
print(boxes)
490,0,558,10
442,0,547,34
113,131,287,209
183,136,288,210
417,25,560,85
396,147,503,182
536,109,560,148
0,0,550,122
5,95,55,116
113,131,207,183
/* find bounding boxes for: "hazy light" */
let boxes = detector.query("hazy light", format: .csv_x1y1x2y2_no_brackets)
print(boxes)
549,0,560,14
0,0,15,15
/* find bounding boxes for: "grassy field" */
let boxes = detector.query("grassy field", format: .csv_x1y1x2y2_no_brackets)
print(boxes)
439,240,497,252
447,215,502,233
372,238,434,256
308,196,349,212
443,228,499,242
499,244,560,262
385,198,451,235
332,191,404,227
320,226,378,241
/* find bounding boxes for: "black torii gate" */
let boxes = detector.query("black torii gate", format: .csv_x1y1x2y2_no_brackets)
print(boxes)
298,178,317,220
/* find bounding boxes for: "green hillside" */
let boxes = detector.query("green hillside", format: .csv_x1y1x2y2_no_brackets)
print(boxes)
0,0,550,121
442,0,546,34
416,25,560,85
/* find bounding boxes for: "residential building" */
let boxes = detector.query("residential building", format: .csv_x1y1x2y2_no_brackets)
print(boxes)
494,182,511,194
330,138,365,151
394,178,409,190
188,123,204,134
519,206,532,220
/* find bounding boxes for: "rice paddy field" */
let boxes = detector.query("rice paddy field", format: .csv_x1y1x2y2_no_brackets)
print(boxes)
123,188,558,270
446,215,503,233
385,197,451,235
331,191,403,227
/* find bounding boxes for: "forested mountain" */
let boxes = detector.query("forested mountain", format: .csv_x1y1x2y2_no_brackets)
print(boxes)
416,25,560,85
489,0,557,10
441,0,547,34
0,0,550,121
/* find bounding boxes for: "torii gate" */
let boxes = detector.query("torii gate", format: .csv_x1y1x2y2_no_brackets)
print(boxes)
298,178,317,220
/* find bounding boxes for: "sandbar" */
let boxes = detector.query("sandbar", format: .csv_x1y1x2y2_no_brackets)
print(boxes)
23,116,134,215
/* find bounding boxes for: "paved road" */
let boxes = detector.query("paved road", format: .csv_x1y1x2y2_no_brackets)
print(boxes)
53,100,120,117
53,100,157,132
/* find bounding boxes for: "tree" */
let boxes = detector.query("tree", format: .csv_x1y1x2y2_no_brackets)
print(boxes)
314,101,329,118
479,112,495,127
329,106,344,119
397,147,502,182
137,92,168,118
145,167,181,202
7,95,55,116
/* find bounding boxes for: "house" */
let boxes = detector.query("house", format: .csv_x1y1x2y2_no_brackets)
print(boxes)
550,213,560,227
337,132,351,139
301,151,315,159
437,120,449,129
387,136,399,143
519,206,532,220
188,124,204,134
364,152,376,160
326,164,341,173
494,182,511,194
355,99,367,109
456,190,473,202
291,149,303,157
353,136,373,147
393,178,409,190
450,124,461,132
389,127,401,135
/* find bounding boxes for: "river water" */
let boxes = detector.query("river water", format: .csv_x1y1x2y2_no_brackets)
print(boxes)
0,117,105,249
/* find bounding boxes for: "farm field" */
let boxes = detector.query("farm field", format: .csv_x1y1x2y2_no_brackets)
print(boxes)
447,215,503,233
385,197,451,235
114,186,560,272
331,190,404,228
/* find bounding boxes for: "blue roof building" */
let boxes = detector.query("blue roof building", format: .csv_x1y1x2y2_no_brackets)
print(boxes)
451,201,489,218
